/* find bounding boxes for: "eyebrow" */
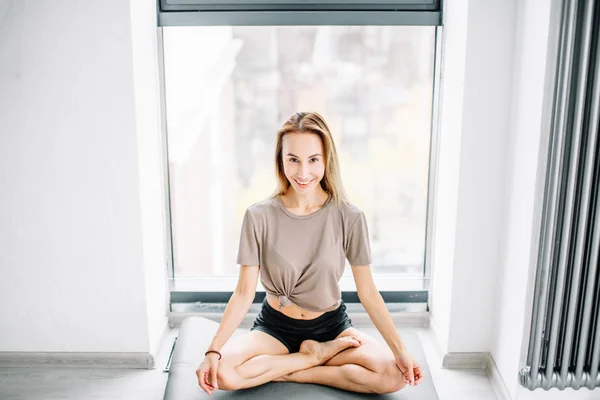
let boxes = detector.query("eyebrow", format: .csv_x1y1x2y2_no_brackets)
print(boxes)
286,153,322,158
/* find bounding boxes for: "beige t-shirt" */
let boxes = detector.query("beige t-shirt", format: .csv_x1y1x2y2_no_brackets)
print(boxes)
236,195,372,312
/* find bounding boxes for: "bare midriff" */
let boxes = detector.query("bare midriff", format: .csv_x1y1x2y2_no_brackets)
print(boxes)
266,293,326,320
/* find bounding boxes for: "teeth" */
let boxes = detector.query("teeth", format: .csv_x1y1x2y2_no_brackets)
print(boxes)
296,179,312,185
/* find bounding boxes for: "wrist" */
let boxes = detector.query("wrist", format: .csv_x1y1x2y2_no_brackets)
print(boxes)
205,350,222,360
392,344,407,357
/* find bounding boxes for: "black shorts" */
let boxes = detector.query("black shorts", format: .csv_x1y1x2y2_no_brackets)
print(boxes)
250,298,353,353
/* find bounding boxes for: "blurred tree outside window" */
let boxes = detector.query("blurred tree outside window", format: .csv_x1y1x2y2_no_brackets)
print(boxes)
162,26,435,280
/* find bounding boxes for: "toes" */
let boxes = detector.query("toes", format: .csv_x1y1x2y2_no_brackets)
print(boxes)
341,337,360,348
349,336,362,346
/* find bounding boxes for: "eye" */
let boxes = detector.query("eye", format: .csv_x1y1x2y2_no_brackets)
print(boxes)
310,157,320,163
289,157,299,163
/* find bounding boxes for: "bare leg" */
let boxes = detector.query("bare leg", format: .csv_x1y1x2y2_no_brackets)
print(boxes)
218,336,361,390
274,364,389,393
273,327,407,394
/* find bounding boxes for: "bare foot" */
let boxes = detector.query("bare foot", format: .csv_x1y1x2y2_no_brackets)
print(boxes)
299,336,361,365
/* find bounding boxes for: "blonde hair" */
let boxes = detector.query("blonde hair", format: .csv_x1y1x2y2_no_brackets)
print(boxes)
271,112,348,205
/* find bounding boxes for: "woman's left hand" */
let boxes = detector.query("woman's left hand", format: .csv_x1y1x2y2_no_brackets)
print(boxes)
395,349,423,386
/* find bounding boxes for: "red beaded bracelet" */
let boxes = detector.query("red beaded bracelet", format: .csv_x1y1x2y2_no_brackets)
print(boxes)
205,350,222,360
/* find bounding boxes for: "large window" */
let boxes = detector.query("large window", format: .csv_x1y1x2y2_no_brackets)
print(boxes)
162,26,436,290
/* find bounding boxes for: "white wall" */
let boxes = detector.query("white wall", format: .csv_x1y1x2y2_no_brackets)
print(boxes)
0,0,168,359
448,0,517,353
129,0,171,360
430,0,599,398
490,0,556,396
428,0,469,354
430,0,516,354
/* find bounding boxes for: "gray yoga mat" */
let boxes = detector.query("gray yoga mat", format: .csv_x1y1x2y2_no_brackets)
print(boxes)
163,316,439,399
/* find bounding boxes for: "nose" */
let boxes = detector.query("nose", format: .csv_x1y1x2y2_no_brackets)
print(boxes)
299,163,310,178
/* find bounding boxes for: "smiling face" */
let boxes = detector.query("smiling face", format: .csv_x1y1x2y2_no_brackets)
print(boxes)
281,131,326,194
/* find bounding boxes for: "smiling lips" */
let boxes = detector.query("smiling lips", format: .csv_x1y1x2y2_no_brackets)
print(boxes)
295,178,314,187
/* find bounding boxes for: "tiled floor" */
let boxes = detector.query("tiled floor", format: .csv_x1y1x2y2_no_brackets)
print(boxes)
0,324,499,400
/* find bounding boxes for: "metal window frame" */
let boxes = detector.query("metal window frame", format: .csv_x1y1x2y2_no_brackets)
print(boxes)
157,4,444,305
158,0,442,26
171,291,428,304
162,0,438,7
423,24,443,283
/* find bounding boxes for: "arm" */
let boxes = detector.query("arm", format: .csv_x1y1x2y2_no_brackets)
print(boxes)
207,265,259,352
351,265,406,354
352,264,422,385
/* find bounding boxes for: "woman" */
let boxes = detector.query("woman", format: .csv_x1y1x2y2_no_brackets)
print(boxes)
196,112,423,395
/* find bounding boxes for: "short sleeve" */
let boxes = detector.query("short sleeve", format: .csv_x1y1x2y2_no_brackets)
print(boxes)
236,209,260,266
345,211,372,266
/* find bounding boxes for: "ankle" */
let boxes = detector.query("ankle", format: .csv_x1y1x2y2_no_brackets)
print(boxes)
303,351,321,366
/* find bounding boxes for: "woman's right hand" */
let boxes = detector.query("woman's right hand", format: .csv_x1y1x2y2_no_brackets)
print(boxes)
196,353,220,395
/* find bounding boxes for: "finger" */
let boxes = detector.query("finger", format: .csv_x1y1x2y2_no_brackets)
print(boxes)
198,371,211,394
205,371,216,388
414,369,424,384
205,377,215,388
198,377,210,394
414,366,423,380
406,365,415,385
200,371,211,394
211,369,219,390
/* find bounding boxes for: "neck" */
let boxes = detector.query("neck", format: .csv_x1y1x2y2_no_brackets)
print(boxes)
283,188,329,209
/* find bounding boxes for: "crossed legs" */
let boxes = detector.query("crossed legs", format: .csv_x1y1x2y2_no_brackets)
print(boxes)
215,328,406,394
216,330,360,390
274,327,406,393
